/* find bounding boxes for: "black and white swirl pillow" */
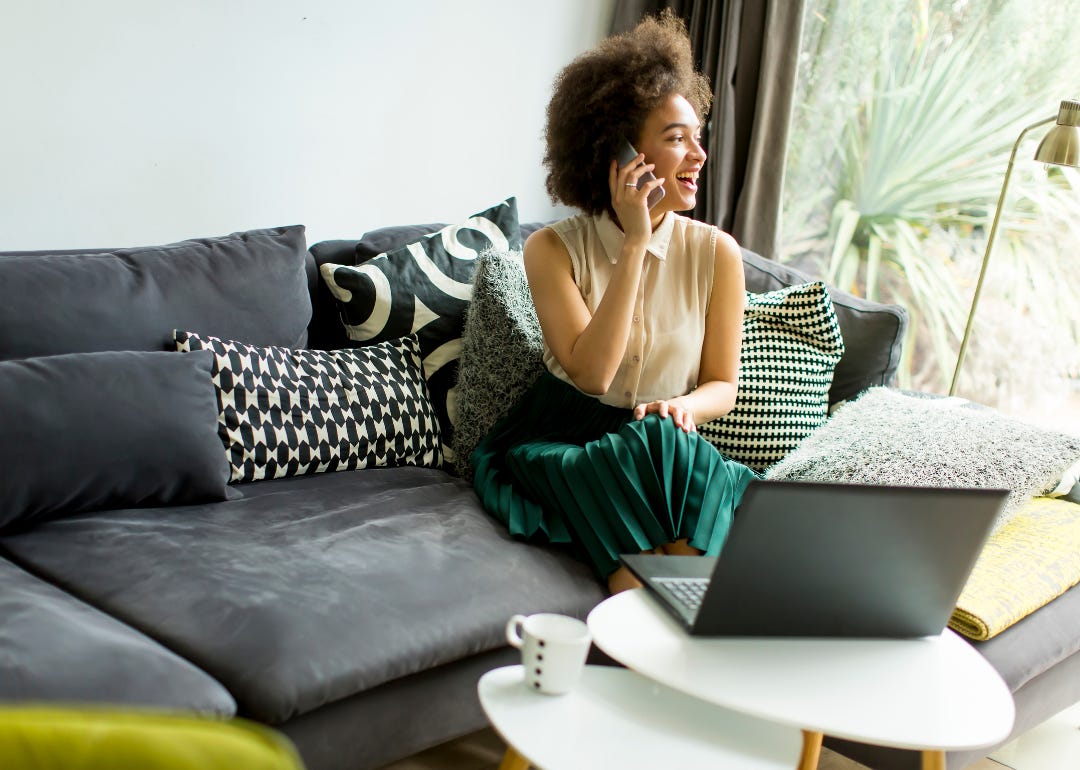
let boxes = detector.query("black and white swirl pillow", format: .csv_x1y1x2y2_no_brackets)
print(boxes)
319,198,522,465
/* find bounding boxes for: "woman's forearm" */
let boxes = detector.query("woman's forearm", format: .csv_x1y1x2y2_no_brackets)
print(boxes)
552,240,649,395
671,379,738,426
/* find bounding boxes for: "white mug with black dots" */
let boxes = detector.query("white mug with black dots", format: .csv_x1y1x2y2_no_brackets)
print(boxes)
505,613,592,695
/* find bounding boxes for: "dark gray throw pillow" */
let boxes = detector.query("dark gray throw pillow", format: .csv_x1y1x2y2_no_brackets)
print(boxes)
0,225,312,361
0,350,229,532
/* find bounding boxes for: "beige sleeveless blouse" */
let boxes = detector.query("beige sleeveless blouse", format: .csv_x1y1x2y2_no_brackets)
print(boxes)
544,211,718,409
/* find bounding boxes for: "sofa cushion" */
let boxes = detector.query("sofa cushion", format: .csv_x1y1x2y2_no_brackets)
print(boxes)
353,220,549,263
0,226,311,360
0,558,235,714
175,332,442,483
0,350,229,532
699,282,845,472
318,199,523,465
353,223,456,262
973,579,1080,693
766,387,1080,529
741,249,907,405
0,469,606,724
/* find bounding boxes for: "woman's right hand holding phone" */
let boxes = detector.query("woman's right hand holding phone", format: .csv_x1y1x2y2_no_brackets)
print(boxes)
609,153,663,246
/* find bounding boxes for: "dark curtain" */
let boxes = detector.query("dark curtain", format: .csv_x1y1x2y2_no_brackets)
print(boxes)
612,0,805,259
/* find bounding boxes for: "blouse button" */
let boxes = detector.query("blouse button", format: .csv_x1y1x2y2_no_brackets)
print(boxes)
624,391,632,399
632,355,640,363
632,316,640,323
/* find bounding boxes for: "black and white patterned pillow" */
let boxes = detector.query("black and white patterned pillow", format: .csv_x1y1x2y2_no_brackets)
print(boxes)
319,198,522,467
175,330,442,483
699,282,845,472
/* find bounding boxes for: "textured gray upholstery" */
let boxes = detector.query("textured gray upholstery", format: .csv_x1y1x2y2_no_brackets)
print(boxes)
0,350,228,531
0,467,605,725
0,558,235,714
975,579,1080,691
0,226,312,358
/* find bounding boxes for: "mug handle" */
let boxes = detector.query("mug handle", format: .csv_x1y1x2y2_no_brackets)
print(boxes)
505,614,528,649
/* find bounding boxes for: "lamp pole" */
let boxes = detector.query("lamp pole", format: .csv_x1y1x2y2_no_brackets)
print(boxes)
948,115,1057,397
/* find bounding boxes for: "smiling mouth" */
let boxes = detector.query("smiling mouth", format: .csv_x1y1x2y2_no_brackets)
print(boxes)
675,171,699,190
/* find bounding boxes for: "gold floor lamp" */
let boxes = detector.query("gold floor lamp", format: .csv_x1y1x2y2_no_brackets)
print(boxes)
949,98,1080,396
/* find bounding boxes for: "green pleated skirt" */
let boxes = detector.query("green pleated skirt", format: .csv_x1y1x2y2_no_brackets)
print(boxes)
471,372,758,578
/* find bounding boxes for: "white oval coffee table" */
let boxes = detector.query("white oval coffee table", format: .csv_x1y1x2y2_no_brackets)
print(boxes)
478,664,803,769
587,589,1015,770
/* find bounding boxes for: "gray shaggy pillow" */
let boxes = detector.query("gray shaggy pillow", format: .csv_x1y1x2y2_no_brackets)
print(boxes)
766,387,1080,529
453,249,545,479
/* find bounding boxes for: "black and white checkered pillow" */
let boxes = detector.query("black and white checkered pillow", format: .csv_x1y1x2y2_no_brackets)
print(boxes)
175,330,442,483
319,198,522,467
699,282,845,472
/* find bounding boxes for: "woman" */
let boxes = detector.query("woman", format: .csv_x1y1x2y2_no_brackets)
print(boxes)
472,11,757,594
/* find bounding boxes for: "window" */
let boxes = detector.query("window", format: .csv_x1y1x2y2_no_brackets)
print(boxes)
781,0,1080,429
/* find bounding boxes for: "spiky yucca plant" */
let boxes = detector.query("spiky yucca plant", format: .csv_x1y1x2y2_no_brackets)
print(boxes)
782,1,1080,400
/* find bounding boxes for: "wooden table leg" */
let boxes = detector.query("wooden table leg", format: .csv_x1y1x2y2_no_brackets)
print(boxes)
498,746,531,770
921,750,946,770
798,730,823,770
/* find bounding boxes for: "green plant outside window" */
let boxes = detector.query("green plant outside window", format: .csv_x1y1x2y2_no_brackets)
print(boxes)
781,0,1080,424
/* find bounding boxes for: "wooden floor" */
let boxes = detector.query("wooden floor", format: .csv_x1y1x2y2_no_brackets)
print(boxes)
377,726,1010,770
378,695,1080,769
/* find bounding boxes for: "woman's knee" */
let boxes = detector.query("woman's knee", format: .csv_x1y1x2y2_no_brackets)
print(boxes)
659,539,703,556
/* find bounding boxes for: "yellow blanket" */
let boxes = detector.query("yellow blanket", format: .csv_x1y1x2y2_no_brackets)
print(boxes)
950,496,1080,640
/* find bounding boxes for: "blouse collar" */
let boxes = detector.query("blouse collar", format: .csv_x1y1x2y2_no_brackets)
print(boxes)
596,210,676,264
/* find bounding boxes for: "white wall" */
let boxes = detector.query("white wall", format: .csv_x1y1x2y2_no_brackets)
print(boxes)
0,0,616,250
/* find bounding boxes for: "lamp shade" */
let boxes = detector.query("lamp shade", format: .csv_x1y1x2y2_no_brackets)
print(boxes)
1034,99,1080,168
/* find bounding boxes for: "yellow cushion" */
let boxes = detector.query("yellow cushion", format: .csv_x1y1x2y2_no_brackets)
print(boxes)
950,496,1080,640
0,707,304,770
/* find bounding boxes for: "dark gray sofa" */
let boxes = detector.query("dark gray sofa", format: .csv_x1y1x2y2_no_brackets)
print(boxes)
0,219,1076,770
0,223,602,770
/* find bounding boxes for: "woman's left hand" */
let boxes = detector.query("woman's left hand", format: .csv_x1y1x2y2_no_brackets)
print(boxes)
633,400,697,433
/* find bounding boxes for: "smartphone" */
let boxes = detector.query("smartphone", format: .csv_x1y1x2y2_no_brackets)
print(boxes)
616,137,666,209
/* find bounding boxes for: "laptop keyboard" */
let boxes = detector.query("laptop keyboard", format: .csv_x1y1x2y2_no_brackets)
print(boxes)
654,577,710,613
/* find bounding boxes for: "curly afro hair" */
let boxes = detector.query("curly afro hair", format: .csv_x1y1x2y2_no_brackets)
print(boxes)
543,10,712,216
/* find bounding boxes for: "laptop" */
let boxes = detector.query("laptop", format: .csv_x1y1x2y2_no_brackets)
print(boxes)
621,480,1007,638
